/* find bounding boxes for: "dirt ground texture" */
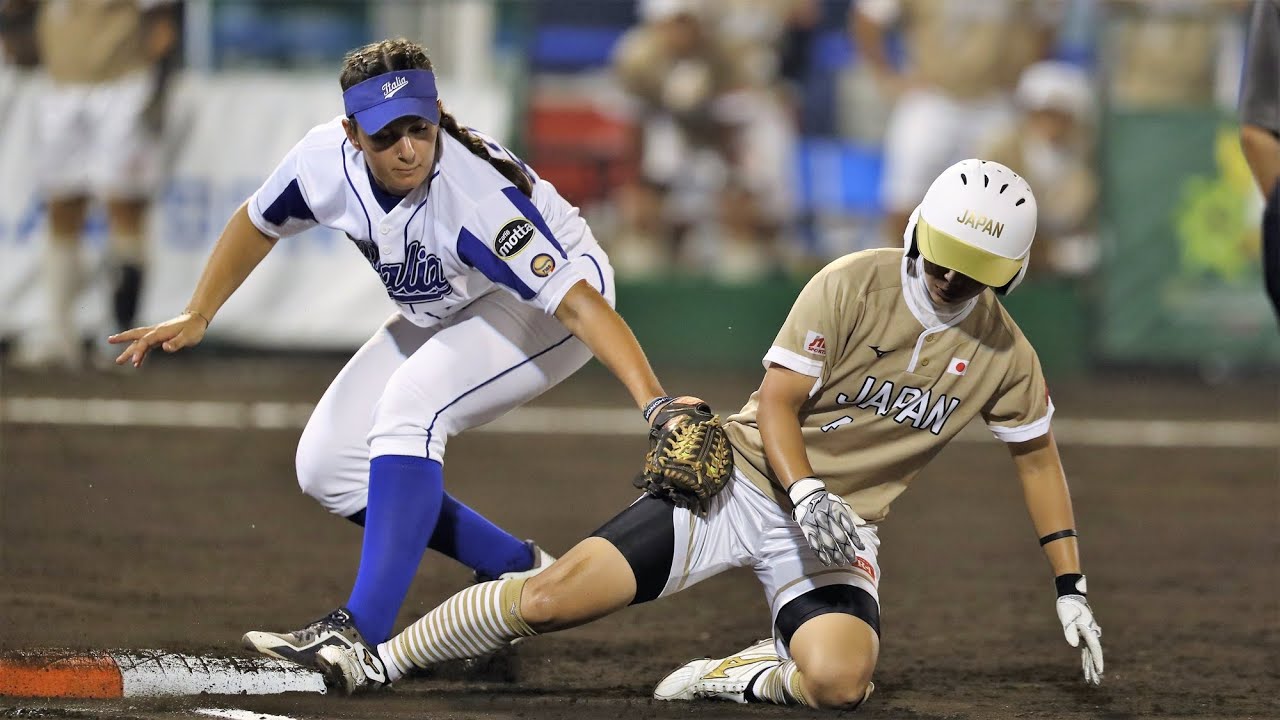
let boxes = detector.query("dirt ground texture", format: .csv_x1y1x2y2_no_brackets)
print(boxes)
1,357,1277,720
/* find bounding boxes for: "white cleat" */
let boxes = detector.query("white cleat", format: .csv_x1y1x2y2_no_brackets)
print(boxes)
498,544,557,581
653,639,780,703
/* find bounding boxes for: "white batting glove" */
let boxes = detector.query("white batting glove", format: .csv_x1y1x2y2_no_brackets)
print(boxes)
788,477,865,567
1055,575,1103,686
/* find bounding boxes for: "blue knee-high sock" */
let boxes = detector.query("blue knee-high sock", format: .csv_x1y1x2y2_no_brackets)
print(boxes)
429,493,535,578
343,495,534,578
346,455,444,644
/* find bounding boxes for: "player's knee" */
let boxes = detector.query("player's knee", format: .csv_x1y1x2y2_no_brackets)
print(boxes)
294,422,356,514
517,571,572,631
802,659,874,710
294,453,345,513
294,428,327,500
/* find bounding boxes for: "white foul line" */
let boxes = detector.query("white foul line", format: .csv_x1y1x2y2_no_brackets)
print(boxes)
1,396,1276,449
195,710,302,720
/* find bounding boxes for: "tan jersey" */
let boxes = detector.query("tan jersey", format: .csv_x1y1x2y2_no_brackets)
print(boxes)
37,0,168,85
727,249,1053,523
871,0,1055,99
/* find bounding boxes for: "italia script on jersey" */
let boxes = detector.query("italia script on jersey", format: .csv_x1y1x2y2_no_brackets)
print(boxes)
376,239,454,303
831,375,962,436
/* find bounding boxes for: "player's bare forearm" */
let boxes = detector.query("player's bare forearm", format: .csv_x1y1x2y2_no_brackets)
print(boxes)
553,280,665,409
757,364,819,488
1010,431,1082,577
1240,124,1280,198
186,202,278,321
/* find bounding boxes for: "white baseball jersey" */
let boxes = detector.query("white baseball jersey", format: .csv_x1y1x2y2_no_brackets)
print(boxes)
247,118,606,327
251,119,615,514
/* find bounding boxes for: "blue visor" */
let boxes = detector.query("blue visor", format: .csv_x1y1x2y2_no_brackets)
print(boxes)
342,69,439,134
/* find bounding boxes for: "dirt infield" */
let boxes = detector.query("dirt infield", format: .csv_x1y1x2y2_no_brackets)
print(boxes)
1,358,1277,719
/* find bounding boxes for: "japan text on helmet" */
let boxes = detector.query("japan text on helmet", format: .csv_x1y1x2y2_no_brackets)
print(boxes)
907,159,1038,295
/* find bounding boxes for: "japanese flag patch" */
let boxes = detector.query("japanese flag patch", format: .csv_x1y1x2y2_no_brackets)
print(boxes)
947,357,969,375
804,331,827,356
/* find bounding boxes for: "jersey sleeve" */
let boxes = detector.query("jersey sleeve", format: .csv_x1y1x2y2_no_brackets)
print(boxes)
764,267,850,378
982,334,1054,443
246,140,320,240
1240,0,1280,134
455,186,591,314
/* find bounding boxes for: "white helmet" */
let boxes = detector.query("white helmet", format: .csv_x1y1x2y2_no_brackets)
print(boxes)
907,159,1038,295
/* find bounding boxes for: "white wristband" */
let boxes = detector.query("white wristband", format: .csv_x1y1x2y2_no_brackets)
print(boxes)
787,477,826,506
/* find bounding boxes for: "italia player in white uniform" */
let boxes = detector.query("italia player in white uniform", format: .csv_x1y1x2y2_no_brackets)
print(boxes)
109,38,693,658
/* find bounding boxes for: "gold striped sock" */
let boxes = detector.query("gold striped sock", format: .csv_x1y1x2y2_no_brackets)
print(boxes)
749,660,811,707
383,578,536,674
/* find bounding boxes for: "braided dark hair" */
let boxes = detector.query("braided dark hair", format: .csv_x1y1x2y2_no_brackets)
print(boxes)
339,38,533,196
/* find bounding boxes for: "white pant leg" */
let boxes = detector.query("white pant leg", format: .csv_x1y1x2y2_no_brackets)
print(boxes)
881,88,1017,215
880,88,968,214
296,312,439,517
86,70,162,199
746,476,880,659
368,289,593,463
37,71,160,200
37,81,94,198
654,476,761,600
658,469,881,660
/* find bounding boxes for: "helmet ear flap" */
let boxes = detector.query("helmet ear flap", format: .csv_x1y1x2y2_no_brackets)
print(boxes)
906,224,922,259
994,262,1029,295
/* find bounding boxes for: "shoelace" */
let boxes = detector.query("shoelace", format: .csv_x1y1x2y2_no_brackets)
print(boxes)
292,610,350,643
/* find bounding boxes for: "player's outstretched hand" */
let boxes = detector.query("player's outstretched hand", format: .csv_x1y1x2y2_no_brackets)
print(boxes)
108,312,209,368
787,477,865,567
1056,594,1104,685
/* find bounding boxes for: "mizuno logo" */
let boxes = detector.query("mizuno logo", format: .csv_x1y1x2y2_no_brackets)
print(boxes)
869,345,894,358
382,76,409,99
703,655,777,679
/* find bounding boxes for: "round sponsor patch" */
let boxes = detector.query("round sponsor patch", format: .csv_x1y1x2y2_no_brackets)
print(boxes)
530,253,556,277
494,218,536,259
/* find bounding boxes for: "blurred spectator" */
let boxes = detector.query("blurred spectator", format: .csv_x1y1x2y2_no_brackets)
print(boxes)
850,0,1058,246
1238,0,1280,319
610,0,795,280
1104,0,1249,111
7,0,178,370
981,61,1099,278
0,0,38,69
712,0,818,96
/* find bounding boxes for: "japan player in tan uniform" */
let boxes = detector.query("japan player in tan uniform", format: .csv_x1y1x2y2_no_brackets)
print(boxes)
305,160,1105,710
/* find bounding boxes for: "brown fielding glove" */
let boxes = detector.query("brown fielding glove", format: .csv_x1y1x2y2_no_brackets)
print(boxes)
635,396,734,516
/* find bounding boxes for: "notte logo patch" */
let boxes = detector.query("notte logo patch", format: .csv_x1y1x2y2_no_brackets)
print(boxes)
494,219,536,259
382,76,409,99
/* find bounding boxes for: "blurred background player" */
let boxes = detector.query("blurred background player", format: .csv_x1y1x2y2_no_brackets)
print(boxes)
610,0,798,281
850,0,1058,246
981,60,1099,278
1104,0,1248,112
5,0,178,370
1239,0,1280,319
